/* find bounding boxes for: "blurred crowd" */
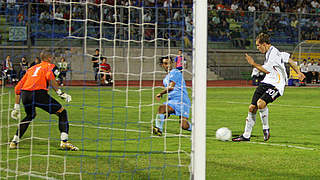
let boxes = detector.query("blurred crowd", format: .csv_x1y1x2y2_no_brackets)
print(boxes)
0,0,319,46
1,54,70,86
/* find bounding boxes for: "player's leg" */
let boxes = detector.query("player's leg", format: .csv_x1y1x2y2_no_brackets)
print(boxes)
153,104,174,136
178,100,192,131
243,104,258,139
106,73,113,84
180,117,192,131
36,91,78,150
103,74,108,85
10,91,36,149
233,85,265,142
258,86,280,141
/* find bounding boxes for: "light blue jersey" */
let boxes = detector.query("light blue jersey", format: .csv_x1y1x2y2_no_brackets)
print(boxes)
163,69,191,118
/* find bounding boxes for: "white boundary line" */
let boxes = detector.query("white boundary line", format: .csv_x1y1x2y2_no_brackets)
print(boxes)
220,100,320,109
248,141,316,151
207,137,317,151
0,168,58,180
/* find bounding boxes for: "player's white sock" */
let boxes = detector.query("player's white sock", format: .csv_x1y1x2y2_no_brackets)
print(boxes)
61,132,68,142
155,114,165,131
12,135,19,143
259,106,269,130
243,112,256,139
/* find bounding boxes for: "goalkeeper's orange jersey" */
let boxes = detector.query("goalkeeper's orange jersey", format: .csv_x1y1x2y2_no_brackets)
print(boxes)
15,61,56,95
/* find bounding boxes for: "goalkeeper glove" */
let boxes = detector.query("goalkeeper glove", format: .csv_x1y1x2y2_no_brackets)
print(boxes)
56,89,72,103
11,104,21,120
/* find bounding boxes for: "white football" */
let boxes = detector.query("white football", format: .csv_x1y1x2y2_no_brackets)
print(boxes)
216,127,232,141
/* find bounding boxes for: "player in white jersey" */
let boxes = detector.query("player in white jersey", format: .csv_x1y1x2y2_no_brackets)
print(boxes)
232,33,305,142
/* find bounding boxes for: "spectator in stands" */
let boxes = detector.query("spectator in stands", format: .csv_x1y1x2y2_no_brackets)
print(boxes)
17,9,25,24
3,55,17,83
174,50,187,71
230,0,239,11
316,60,320,83
57,57,69,86
308,59,319,84
19,56,29,80
272,2,281,13
92,49,100,83
299,59,310,84
248,2,256,12
229,27,245,49
143,11,152,23
39,11,49,24
30,57,40,67
99,57,112,85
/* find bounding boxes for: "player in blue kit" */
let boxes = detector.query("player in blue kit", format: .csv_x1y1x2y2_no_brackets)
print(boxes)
153,56,192,136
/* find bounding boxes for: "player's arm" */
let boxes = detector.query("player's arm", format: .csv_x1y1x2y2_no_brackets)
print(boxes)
156,81,175,101
288,58,305,81
11,74,27,119
245,53,270,74
48,66,72,102
50,79,72,103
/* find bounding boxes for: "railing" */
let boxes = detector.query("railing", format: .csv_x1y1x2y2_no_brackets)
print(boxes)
0,2,319,48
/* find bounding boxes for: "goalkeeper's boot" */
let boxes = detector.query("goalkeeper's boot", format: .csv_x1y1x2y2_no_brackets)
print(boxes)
263,129,270,141
232,135,250,142
153,127,162,136
9,141,18,149
60,141,79,151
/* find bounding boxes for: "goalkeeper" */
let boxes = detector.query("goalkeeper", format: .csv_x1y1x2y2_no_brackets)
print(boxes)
9,49,79,151
153,56,192,136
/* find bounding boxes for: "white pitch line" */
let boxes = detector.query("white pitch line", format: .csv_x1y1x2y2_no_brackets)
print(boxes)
0,168,58,180
207,137,317,151
248,141,317,151
222,101,320,109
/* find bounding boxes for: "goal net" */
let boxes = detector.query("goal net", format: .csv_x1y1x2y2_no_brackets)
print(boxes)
291,40,320,84
1,1,207,179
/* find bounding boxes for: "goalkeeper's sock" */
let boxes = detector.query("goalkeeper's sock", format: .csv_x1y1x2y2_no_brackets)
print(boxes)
259,106,269,130
155,114,165,131
12,135,19,143
60,132,68,142
58,109,69,134
243,112,256,139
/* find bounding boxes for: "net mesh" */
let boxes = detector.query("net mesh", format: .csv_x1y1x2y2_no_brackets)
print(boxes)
0,1,193,179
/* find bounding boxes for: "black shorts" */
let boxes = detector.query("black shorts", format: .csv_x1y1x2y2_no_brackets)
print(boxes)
21,90,62,115
251,83,281,106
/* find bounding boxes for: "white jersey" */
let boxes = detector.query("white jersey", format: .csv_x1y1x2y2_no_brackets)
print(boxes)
261,46,289,96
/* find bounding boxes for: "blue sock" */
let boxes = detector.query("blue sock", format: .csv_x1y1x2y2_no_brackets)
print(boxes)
187,121,192,131
155,114,165,131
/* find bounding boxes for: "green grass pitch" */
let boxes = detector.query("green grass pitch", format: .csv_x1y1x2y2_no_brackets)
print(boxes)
0,86,319,179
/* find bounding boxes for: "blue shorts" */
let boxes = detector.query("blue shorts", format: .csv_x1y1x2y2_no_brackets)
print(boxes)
164,99,190,118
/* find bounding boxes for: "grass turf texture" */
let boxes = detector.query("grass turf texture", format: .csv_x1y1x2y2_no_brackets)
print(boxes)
1,86,319,179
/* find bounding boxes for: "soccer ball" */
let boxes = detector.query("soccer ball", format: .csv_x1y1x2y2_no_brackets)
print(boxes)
216,127,232,141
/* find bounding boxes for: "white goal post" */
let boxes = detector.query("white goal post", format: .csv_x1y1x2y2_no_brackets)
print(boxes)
192,0,207,179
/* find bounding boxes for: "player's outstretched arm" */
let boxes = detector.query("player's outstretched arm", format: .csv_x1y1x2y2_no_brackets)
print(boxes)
288,58,305,81
156,81,175,101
